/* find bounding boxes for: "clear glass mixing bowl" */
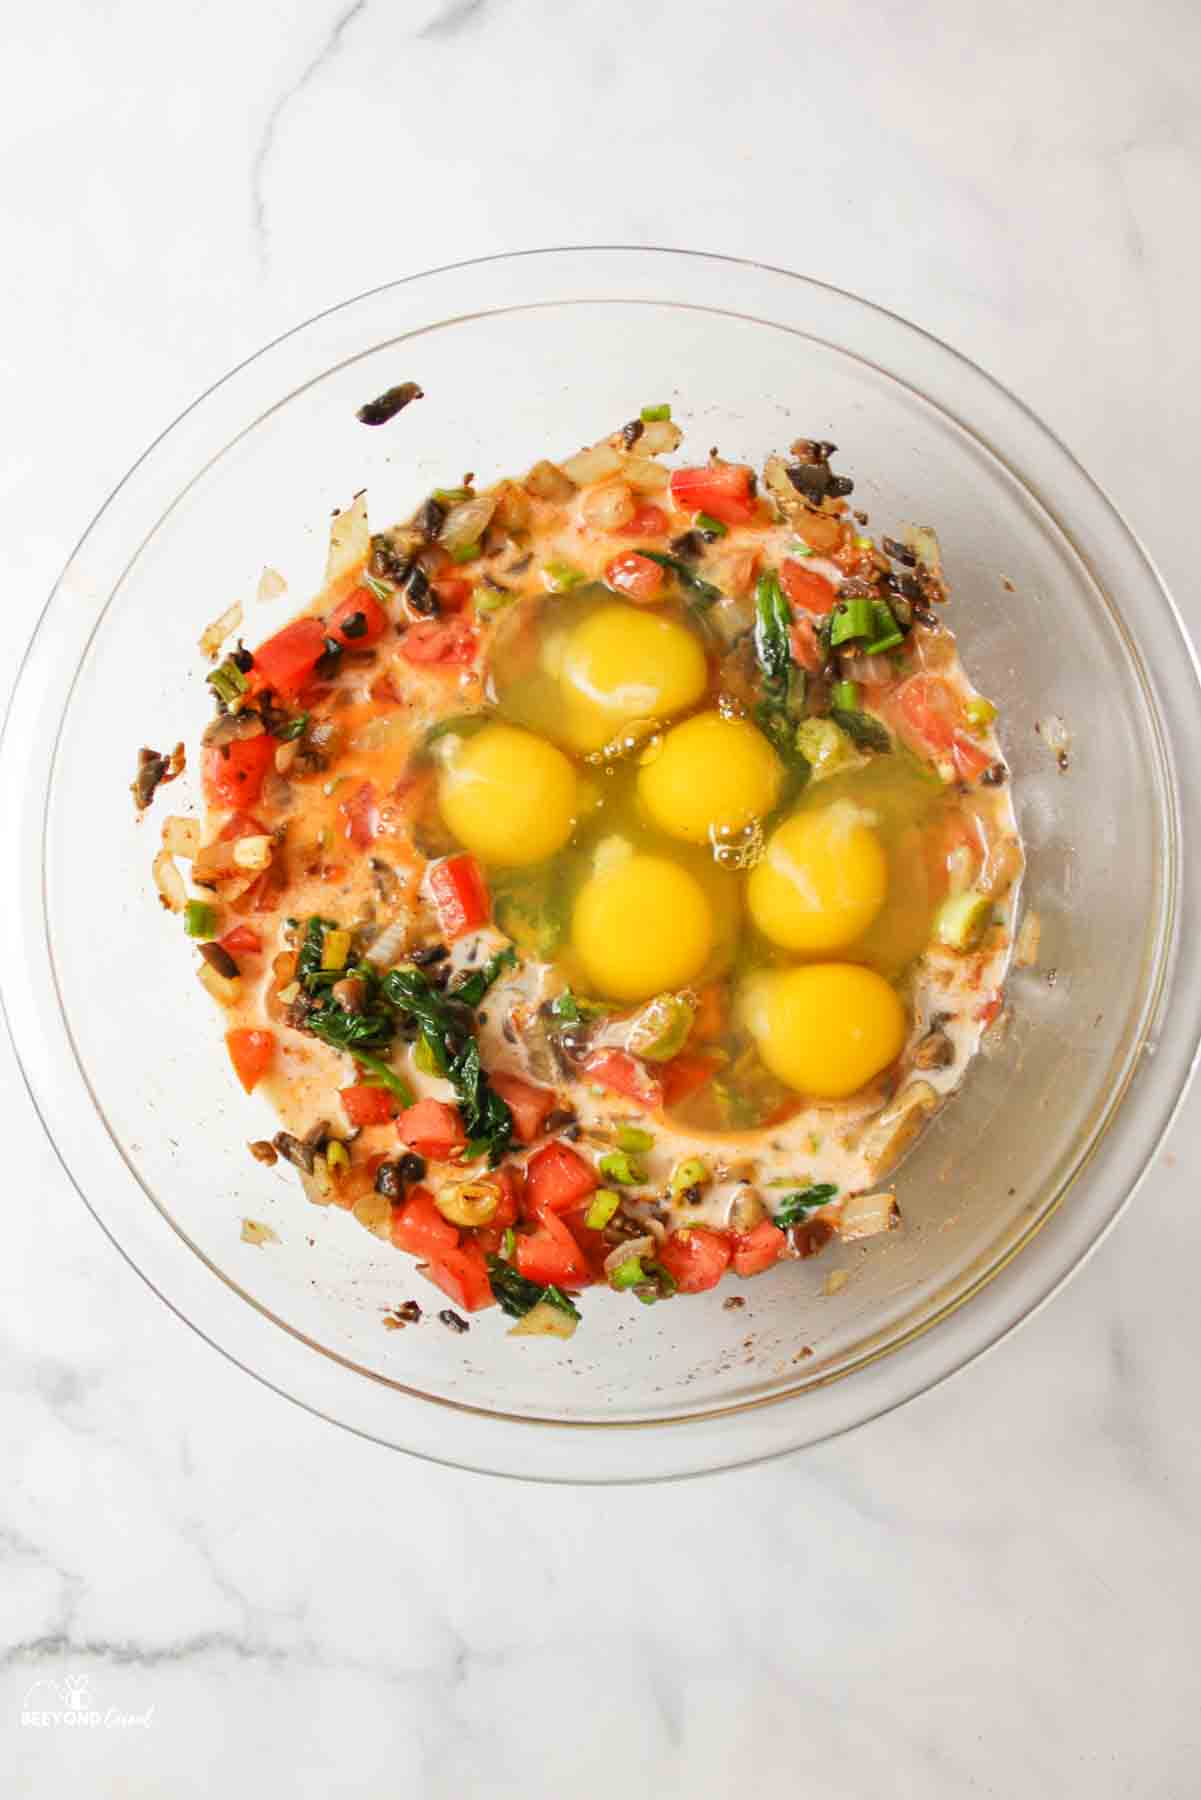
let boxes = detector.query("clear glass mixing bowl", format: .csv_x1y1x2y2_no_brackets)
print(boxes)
5,248,1200,1481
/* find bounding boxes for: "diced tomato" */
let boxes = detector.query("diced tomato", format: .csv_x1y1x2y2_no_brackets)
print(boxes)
225,1027,275,1094
233,857,288,917
731,1219,787,1278
399,618,478,667
218,810,266,842
431,573,473,611
398,1098,466,1162
429,855,490,939
604,552,665,604
516,1210,593,1289
950,732,993,784
423,1241,495,1312
660,1052,722,1110
490,1073,556,1145
691,984,726,1044
669,462,758,528
582,1050,664,1111
218,924,262,958
780,558,838,615
896,674,959,756
203,735,278,808
493,1164,523,1229
340,1084,397,1127
524,1140,599,1217
619,502,670,538
250,616,327,697
789,616,823,673
338,780,380,848
390,1185,459,1258
327,587,389,649
658,1227,733,1294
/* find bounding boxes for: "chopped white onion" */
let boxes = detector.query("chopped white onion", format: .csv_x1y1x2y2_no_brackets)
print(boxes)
364,915,411,967
839,1190,899,1241
622,456,671,493
231,834,274,871
325,491,369,586
508,1299,579,1340
198,600,243,661
161,815,200,859
257,566,287,602
1015,910,1041,969
152,847,187,912
197,959,241,1007
580,481,636,531
560,442,624,486
440,494,497,554
637,418,683,456
603,1235,654,1277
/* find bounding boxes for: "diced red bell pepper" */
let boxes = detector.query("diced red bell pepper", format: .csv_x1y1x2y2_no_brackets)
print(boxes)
515,1210,593,1289
203,735,278,808
950,732,993,784
780,558,838,615
604,552,665,604
524,1140,599,1217
327,588,389,648
399,618,478,666
660,1052,722,1110
669,462,758,528
218,924,262,958
423,1240,496,1312
338,780,380,848
429,855,490,939
895,674,959,755
582,1049,664,1110
398,1097,466,1162
658,1227,733,1294
789,616,823,673
390,1185,459,1258
340,1084,398,1127
490,1073,557,1145
731,1219,787,1278
225,1027,275,1094
250,616,328,697
619,502,670,538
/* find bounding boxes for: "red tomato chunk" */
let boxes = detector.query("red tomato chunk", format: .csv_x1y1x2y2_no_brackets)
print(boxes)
780,559,838,615
340,1084,397,1127
429,855,490,939
731,1219,787,1278
251,616,327,697
400,618,478,666
338,780,380,848
524,1140,599,1216
490,1073,556,1145
582,1050,663,1110
604,552,664,603
225,1028,275,1094
424,1241,495,1311
203,735,277,808
516,1211,592,1289
398,1098,466,1161
391,1186,459,1258
669,462,758,528
658,1227,732,1293
327,588,389,648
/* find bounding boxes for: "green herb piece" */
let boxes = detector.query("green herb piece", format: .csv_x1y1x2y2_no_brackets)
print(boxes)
546,987,609,1024
207,659,249,706
414,1035,438,1076
361,571,393,602
184,899,217,939
773,1184,838,1228
963,696,997,730
860,598,904,656
789,540,814,558
543,558,587,592
796,717,863,782
625,991,695,1062
695,512,727,538
448,540,482,565
830,708,892,753
500,1226,516,1262
753,572,809,786
487,1255,581,1321
615,1125,654,1154
585,1189,621,1231
638,550,722,610
831,679,859,712
297,916,336,986
349,1049,415,1108
829,597,875,646
276,711,310,742
381,966,513,1164
640,403,672,422
432,486,473,505
934,889,991,950
452,945,517,1010
598,1149,646,1187
609,1256,645,1291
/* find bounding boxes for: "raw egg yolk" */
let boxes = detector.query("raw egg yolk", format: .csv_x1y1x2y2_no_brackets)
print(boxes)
745,963,906,1098
558,604,707,753
747,804,887,952
572,854,714,1001
438,723,576,867
637,711,783,844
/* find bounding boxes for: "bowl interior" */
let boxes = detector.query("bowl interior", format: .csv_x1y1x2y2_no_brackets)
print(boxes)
42,293,1168,1424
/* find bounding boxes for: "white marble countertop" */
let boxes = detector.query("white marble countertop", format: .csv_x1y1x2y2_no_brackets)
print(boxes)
4,2,1201,1793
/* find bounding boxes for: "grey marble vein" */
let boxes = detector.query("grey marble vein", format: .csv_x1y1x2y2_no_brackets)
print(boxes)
419,0,486,36
249,0,369,267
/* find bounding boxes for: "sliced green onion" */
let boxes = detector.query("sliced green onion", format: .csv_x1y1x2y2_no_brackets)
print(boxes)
432,486,473,505
831,680,859,712
695,512,728,538
321,928,352,972
276,711,310,742
863,629,904,656
598,1150,645,1187
964,696,997,730
207,659,249,706
789,540,814,558
585,1189,621,1231
414,1036,439,1076
640,403,671,422
934,889,992,950
448,540,482,565
500,1226,516,1261
829,597,875,645
184,899,217,939
669,1157,709,1198
616,1125,654,1153
351,1049,415,1108
326,1140,349,1175
543,558,587,593
361,571,393,601
853,534,874,550
609,1256,645,1291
